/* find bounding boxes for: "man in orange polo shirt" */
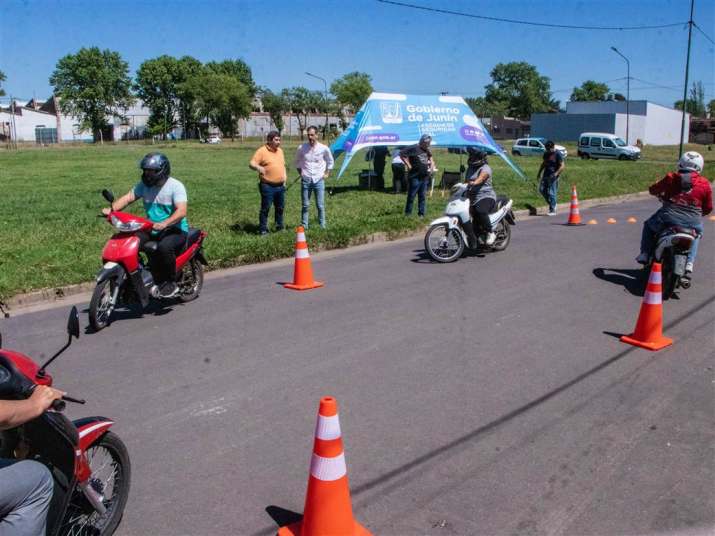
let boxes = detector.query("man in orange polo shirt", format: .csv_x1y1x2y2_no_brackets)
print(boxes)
249,130,287,235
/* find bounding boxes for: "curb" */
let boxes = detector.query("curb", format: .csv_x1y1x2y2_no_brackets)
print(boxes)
3,189,654,313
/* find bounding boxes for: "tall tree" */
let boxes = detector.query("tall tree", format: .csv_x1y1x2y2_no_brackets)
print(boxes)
134,55,181,139
708,99,715,119
50,47,134,142
330,71,372,114
182,72,252,140
483,62,556,119
0,70,6,97
175,56,203,138
465,96,508,118
283,87,323,139
675,81,706,117
204,59,255,97
259,88,288,133
570,80,610,102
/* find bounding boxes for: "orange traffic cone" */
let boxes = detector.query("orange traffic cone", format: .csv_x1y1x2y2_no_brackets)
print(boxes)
284,227,324,291
279,397,371,536
620,262,673,351
566,184,584,225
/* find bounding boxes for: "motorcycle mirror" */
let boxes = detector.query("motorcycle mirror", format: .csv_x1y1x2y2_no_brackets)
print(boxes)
102,189,115,203
67,306,80,340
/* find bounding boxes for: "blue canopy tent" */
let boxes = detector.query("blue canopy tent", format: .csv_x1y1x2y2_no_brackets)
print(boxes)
330,92,527,180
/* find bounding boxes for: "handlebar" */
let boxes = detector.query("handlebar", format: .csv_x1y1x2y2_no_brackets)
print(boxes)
49,395,85,412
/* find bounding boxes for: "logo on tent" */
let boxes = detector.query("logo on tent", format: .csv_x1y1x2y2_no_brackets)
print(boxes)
380,102,402,124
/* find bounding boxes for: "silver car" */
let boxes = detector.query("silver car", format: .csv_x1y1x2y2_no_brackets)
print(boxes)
512,137,567,158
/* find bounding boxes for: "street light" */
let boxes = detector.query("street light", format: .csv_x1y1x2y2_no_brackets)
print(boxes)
610,46,630,145
305,71,329,139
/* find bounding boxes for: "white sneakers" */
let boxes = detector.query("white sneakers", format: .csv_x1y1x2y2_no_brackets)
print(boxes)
685,261,694,273
547,209,557,216
485,232,497,246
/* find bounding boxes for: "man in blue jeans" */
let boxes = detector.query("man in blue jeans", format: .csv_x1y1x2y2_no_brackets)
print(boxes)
250,131,287,235
537,141,565,216
294,126,334,229
401,134,435,217
1,385,64,535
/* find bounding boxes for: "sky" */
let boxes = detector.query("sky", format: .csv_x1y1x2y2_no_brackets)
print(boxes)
0,0,713,108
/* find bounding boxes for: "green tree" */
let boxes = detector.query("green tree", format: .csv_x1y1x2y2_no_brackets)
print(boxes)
330,71,372,114
49,47,134,143
182,72,252,140
465,96,508,118
675,81,706,118
708,99,715,119
259,88,288,133
570,80,610,102
135,55,181,139
283,86,323,139
204,59,255,97
483,62,556,120
174,56,204,139
0,70,6,97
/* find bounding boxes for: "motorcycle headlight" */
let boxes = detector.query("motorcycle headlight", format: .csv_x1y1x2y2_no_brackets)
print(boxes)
110,214,143,232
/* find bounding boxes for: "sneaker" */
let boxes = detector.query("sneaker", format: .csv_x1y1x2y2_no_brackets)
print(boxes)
685,261,693,273
635,253,649,265
259,230,268,236
158,281,178,299
547,210,557,216
485,232,497,246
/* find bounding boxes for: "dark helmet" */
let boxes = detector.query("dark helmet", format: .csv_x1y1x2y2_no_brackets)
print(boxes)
544,140,555,150
139,152,171,187
467,147,489,166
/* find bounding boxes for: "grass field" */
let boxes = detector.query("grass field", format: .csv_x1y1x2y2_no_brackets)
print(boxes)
0,140,712,299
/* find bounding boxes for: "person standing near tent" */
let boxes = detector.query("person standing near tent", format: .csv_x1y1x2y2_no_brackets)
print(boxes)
250,130,287,235
401,134,434,217
536,140,564,216
295,125,334,229
391,148,407,193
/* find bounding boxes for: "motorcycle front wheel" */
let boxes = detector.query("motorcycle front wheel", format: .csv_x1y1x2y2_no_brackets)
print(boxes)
59,431,131,536
178,258,204,303
89,278,118,331
424,224,465,263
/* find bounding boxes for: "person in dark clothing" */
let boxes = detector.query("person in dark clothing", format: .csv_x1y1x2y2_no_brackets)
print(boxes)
372,146,389,189
462,148,497,248
536,141,564,215
401,134,434,216
390,148,407,193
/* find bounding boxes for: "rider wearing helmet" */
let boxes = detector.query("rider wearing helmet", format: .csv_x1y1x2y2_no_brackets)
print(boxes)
1,387,64,535
636,151,712,277
102,152,189,298
463,147,497,247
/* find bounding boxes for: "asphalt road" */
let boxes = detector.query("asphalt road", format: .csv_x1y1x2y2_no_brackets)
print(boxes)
2,198,713,536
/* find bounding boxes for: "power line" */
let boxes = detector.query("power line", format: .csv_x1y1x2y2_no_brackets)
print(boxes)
377,0,687,30
693,22,715,46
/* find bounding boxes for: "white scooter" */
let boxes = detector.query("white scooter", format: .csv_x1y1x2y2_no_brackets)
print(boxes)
424,183,515,263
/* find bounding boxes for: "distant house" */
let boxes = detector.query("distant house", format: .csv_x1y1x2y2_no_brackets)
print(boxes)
481,116,530,140
531,100,688,145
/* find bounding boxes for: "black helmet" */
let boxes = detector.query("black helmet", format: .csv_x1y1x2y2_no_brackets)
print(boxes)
140,152,171,187
467,147,488,165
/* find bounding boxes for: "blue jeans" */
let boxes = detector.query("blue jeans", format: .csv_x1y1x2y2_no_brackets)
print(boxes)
0,459,54,536
640,209,703,266
301,178,325,228
405,176,428,216
539,175,559,211
259,182,285,233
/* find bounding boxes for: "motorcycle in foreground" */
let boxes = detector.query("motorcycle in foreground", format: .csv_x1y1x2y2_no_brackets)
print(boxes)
90,189,208,331
0,307,130,535
424,183,516,262
647,225,698,299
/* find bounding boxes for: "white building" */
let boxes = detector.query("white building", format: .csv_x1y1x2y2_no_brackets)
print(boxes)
531,100,689,145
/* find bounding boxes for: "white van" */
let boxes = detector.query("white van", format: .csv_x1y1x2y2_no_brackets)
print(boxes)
577,132,640,160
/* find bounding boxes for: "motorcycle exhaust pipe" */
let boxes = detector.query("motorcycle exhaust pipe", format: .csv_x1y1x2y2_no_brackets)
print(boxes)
679,277,691,289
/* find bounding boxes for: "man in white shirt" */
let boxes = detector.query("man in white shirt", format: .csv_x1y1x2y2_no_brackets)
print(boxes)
294,125,335,229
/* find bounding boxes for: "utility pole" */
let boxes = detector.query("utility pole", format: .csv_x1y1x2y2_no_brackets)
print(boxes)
679,0,695,156
10,96,17,150
306,72,329,139
610,47,630,144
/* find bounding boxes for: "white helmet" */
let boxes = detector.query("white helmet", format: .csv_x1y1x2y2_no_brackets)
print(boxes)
678,151,704,173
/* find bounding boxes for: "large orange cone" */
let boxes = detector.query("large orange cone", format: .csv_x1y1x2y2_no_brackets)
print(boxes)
279,397,371,536
566,184,585,225
620,262,673,351
284,227,324,291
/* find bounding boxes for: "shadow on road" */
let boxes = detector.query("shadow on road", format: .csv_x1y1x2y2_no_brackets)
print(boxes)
265,505,302,529
254,295,715,536
411,249,484,264
593,267,645,296
82,303,174,334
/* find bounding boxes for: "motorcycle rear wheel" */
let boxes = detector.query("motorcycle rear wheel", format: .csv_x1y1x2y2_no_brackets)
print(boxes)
660,251,677,300
491,221,511,251
89,279,118,332
178,258,204,303
425,224,465,263
59,431,131,536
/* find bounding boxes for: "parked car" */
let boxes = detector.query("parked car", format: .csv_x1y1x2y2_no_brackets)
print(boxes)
577,132,640,160
511,137,568,158
206,135,222,144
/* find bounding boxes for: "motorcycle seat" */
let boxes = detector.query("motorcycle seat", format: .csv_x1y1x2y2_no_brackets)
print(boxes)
662,226,697,237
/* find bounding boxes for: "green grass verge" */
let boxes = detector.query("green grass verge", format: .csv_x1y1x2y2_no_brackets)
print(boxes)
0,140,712,299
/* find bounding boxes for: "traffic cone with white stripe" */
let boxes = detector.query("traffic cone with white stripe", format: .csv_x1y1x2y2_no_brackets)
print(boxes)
620,262,673,351
284,226,324,291
566,184,584,225
279,397,371,536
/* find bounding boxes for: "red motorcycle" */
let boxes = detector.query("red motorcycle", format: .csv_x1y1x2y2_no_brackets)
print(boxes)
89,189,208,331
0,307,130,535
